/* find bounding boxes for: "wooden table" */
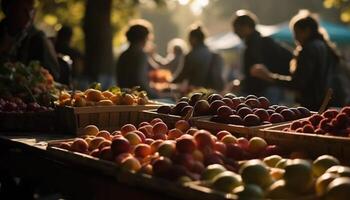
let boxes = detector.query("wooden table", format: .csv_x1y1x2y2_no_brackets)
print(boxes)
0,133,179,200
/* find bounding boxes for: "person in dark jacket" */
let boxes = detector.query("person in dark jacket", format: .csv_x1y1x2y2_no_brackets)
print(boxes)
116,19,158,98
250,11,345,110
0,0,60,80
172,25,224,91
232,10,292,101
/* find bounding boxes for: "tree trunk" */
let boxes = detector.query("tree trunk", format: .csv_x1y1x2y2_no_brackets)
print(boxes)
83,0,113,82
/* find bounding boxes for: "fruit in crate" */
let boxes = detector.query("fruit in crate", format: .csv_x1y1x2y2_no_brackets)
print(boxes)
57,85,150,107
284,106,350,137
155,93,311,126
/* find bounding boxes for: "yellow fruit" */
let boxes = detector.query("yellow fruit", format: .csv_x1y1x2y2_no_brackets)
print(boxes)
266,180,298,199
316,173,339,197
85,89,104,102
313,155,340,177
102,90,114,98
96,99,114,106
325,177,350,200
270,167,285,180
81,125,99,136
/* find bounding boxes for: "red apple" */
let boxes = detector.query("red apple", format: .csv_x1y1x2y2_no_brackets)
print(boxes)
120,124,137,136
111,137,131,156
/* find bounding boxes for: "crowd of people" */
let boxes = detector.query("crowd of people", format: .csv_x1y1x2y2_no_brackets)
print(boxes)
0,0,348,110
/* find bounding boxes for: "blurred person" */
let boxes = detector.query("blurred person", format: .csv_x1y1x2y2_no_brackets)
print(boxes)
55,25,85,87
116,19,158,98
250,11,346,110
150,38,187,74
232,10,293,103
172,24,224,91
0,0,60,80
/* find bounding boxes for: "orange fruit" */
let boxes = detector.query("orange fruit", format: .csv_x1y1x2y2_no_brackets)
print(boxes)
86,89,104,102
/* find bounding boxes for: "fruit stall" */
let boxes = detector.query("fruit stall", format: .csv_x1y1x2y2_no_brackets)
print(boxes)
1,63,350,200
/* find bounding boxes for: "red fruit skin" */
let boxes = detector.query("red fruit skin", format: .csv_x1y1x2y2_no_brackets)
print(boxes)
175,137,197,154
237,107,253,118
290,121,303,130
301,120,312,126
296,127,304,133
309,114,324,127
334,113,349,129
290,108,303,119
254,109,269,122
276,106,288,113
216,131,230,140
319,118,332,132
243,114,261,126
111,138,131,156
281,109,296,121
228,115,244,125
302,124,315,133
258,97,270,109
225,143,244,160
222,98,235,109
269,113,285,123
193,130,215,151
315,128,326,135
245,98,261,108
209,100,225,115
217,106,234,118
236,103,249,111
340,107,350,117
297,107,311,117
322,110,339,120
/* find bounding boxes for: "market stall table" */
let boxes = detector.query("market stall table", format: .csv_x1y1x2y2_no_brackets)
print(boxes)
0,133,179,200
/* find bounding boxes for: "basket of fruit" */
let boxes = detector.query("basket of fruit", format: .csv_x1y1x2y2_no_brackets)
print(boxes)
56,85,166,135
0,62,59,132
46,117,350,200
156,93,313,136
262,106,350,160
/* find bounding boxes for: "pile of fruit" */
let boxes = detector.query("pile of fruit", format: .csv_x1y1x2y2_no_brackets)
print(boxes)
57,87,149,107
0,61,58,108
157,93,312,127
0,97,54,113
53,119,286,181
198,155,350,200
285,106,350,137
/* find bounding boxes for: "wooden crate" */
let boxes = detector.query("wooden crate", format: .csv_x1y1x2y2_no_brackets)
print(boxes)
0,111,57,132
56,104,165,135
46,143,236,200
263,123,350,161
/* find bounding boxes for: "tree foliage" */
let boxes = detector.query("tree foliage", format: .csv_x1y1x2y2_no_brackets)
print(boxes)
324,0,350,22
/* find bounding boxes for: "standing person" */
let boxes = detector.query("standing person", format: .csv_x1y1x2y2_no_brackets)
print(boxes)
232,10,292,102
116,19,158,98
150,38,187,74
250,11,346,110
172,24,224,91
0,0,60,80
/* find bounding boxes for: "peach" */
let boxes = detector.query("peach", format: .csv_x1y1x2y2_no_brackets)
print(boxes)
70,138,89,153
254,109,269,122
85,89,104,102
111,137,131,156
138,125,154,138
258,97,270,109
290,121,303,130
193,130,215,150
157,105,172,114
102,90,113,98
81,125,99,136
153,133,167,140
214,141,227,155
99,146,113,161
120,124,137,136
114,152,132,165
221,135,237,144
152,156,173,177
193,100,210,116
111,134,123,141
192,149,204,162
175,120,190,132
216,130,230,140
248,137,267,154
89,149,100,157
58,142,71,150
237,137,249,150
167,128,183,140
120,94,135,105
143,138,154,145
96,130,112,140
157,141,176,158
133,130,146,142
88,137,105,151
150,139,163,154
134,144,152,158
176,137,197,153
152,122,168,135
309,114,324,126
120,156,141,172
303,124,315,133
96,99,114,106
138,121,150,128
124,132,142,145
209,100,226,114
243,114,261,126
150,118,163,126
226,143,244,160
186,128,198,136
217,106,233,118
98,140,112,150
269,113,285,123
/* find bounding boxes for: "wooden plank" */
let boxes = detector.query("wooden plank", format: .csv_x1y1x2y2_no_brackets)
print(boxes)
98,112,110,129
71,104,162,114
